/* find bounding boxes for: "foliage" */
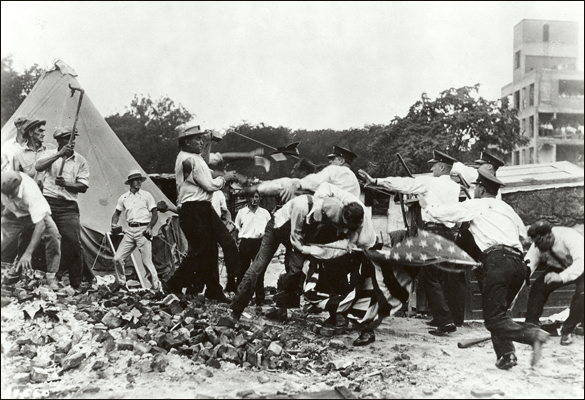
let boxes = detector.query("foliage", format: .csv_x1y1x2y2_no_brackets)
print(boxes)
105,95,193,173
1,55,44,128
363,84,527,176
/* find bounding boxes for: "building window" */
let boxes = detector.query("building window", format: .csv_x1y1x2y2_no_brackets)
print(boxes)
521,119,526,136
514,90,520,109
529,84,534,106
514,151,520,165
529,147,534,164
514,51,521,69
529,116,534,137
543,24,549,42
522,87,526,109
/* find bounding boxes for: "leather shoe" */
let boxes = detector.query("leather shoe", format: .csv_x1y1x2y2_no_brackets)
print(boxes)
560,333,573,346
495,353,518,370
353,330,376,346
531,329,549,367
426,319,440,327
429,323,457,336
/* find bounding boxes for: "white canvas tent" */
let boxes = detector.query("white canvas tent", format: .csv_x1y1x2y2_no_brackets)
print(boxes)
1,60,185,276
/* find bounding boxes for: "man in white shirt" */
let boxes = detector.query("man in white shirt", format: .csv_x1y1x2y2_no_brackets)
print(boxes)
1,171,61,290
422,170,549,370
280,145,360,202
111,170,162,291
451,151,505,199
14,118,56,187
35,126,92,291
231,182,374,322
162,122,237,302
1,117,29,172
234,190,271,303
358,150,463,336
524,221,584,346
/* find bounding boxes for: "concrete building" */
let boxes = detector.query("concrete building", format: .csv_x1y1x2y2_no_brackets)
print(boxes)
501,19,584,167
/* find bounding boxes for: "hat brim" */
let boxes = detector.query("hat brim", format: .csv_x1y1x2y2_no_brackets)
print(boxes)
327,153,340,159
177,131,205,140
24,120,47,133
427,159,439,164
125,176,147,185
474,159,488,164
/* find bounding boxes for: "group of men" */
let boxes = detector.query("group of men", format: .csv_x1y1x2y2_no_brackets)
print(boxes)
2,117,93,291
2,116,582,373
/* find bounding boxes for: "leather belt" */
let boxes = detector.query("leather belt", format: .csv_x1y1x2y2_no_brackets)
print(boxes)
484,244,523,257
424,222,447,230
128,222,149,228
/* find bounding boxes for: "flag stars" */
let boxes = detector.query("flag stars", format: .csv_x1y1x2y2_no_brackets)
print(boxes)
448,245,456,254
393,252,400,261
420,253,428,262
421,230,429,237
406,252,413,261
405,239,413,248
433,241,443,251
420,239,428,248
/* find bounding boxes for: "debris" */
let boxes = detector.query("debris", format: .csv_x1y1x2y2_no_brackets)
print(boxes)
60,352,86,373
470,389,505,397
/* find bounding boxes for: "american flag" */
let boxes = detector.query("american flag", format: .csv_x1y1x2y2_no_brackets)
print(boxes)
365,230,481,270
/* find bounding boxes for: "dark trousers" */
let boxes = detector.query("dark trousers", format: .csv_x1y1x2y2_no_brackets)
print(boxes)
211,210,241,288
166,201,221,295
232,219,304,314
420,224,461,326
239,238,264,302
482,249,541,359
45,196,94,287
526,268,584,335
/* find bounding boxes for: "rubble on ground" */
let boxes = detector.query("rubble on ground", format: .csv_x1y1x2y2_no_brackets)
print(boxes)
1,269,438,399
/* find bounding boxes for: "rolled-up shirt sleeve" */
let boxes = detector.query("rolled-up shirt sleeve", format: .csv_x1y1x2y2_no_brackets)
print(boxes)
425,203,477,224
451,162,478,188
559,232,584,283
191,156,225,192
76,156,90,187
289,197,310,251
377,176,427,196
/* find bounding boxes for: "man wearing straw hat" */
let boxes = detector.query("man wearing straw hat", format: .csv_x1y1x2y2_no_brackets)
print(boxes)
35,126,92,291
110,170,162,291
13,118,56,187
162,121,238,302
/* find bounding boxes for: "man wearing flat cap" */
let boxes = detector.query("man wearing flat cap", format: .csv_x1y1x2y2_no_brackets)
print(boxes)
1,171,61,291
1,117,30,172
110,170,162,291
13,118,56,187
161,121,238,302
422,170,549,370
35,126,92,291
359,150,463,336
524,221,583,347
280,144,360,203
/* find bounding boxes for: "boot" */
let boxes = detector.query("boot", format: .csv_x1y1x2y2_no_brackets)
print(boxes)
45,273,60,291
224,276,239,293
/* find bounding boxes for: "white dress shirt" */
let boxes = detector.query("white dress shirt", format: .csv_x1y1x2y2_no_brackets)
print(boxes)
175,150,225,205
40,150,90,203
298,165,360,198
425,197,527,253
376,174,460,228
116,190,156,224
1,172,51,223
524,227,584,283
235,206,271,239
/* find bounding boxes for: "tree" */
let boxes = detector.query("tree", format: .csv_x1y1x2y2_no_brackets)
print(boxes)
1,55,44,128
106,95,193,173
364,84,528,176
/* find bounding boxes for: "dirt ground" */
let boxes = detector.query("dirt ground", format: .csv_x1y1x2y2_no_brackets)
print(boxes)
2,257,584,399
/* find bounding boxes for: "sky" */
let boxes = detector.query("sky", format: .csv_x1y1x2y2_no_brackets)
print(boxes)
1,1,584,132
